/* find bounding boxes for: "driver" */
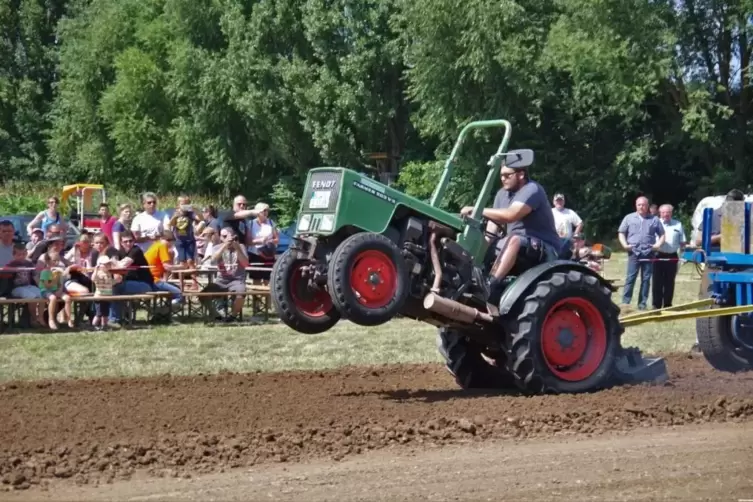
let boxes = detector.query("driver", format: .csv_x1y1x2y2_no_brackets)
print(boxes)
460,156,562,301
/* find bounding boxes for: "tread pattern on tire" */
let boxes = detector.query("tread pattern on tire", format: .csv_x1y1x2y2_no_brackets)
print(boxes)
695,268,753,372
436,328,516,390
327,232,409,326
504,269,622,395
271,249,340,334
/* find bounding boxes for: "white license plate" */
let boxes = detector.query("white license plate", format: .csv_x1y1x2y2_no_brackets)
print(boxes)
309,190,331,209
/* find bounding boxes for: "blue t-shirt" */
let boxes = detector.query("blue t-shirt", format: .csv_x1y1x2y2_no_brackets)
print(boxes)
112,221,127,234
492,180,561,251
618,212,664,257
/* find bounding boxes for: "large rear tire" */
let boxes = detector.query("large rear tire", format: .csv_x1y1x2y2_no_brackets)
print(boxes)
270,249,341,334
437,328,516,389
327,232,409,326
696,268,753,372
503,269,621,394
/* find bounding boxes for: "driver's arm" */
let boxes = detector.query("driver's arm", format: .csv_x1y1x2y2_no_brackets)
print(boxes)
481,201,532,225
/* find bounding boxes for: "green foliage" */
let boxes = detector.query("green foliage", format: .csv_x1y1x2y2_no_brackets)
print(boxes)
270,178,305,227
1,0,752,241
395,156,492,212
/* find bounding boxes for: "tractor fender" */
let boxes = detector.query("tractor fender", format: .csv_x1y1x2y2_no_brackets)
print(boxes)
497,260,616,316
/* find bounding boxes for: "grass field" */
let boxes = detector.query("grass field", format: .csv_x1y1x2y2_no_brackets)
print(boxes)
0,253,703,383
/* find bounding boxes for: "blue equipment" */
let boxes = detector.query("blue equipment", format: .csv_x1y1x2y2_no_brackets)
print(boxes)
660,203,753,372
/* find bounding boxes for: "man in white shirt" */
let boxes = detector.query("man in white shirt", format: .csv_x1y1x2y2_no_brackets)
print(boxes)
551,193,583,240
652,204,686,309
130,192,167,254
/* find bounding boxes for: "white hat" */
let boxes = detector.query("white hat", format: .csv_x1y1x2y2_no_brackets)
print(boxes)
96,255,112,266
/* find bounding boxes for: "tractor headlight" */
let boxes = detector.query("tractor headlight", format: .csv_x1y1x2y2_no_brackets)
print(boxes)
298,214,312,231
321,214,334,232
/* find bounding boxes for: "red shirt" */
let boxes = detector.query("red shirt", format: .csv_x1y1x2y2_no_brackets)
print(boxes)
101,216,117,243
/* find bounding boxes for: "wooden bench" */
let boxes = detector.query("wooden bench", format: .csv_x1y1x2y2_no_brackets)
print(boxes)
69,291,174,326
0,298,48,333
0,293,172,332
178,286,272,322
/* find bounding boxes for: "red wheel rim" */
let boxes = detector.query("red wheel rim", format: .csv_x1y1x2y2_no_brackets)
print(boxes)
289,264,332,318
349,250,397,309
540,297,607,382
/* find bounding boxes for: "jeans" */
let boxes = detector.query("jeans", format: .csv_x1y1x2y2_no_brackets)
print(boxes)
109,280,153,322
176,238,196,262
154,280,182,302
622,253,653,309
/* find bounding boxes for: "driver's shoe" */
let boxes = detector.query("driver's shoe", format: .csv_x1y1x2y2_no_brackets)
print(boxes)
487,277,509,306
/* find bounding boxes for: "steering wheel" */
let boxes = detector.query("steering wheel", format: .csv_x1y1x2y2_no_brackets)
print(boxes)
479,215,505,242
460,211,504,244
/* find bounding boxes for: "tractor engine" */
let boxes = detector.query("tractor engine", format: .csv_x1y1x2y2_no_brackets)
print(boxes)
397,216,489,324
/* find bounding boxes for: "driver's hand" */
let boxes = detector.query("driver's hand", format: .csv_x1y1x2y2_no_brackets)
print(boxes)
460,206,474,217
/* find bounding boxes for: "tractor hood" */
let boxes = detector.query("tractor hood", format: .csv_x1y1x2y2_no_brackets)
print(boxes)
295,167,464,237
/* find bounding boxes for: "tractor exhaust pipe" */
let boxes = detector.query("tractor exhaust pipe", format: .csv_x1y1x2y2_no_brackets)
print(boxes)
423,293,494,324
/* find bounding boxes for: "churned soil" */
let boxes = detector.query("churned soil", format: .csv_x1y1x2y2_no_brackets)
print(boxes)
1,353,752,493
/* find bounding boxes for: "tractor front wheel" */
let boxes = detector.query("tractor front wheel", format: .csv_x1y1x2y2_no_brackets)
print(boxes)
270,249,341,334
504,269,621,394
327,232,409,326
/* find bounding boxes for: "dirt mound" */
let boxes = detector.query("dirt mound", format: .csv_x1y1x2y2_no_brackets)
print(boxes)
1,354,753,491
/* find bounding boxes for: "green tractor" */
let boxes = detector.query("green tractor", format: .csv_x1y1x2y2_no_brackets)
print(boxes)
270,119,667,394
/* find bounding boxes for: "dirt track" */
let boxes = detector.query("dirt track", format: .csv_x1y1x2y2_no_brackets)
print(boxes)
2,353,753,499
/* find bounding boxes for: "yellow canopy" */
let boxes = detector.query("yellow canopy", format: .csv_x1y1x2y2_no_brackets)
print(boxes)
61,184,106,211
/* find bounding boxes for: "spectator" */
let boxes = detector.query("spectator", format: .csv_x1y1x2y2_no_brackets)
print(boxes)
200,205,222,234
25,228,43,258
131,192,166,253
91,255,121,330
551,193,583,240
568,234,603,272
89,233,122,328
110,230,156,326
198,227,220,266
168,194,201,290
0,219,17,297
224,195,256,249
27,196,67,238
207,226,249,319
247,202,279,263
617,196,666,310
7,242,45,327
694,189,745,246
28,223,64,263
63,233,95,297
652,204,686,310
649,204,658,216
143,230,183,305
112,203,134,250
99,203,118,243
0,220,15,267
36,238,74,329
